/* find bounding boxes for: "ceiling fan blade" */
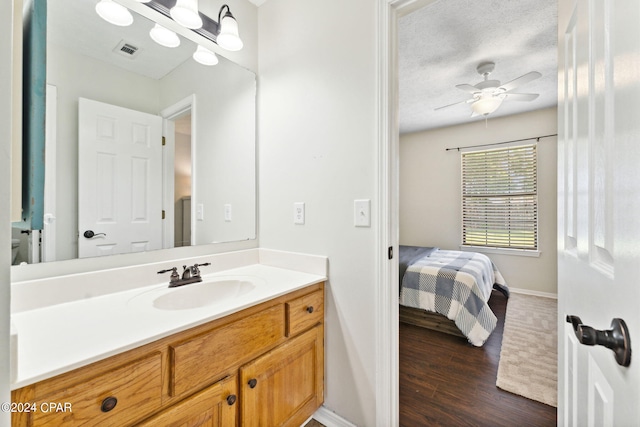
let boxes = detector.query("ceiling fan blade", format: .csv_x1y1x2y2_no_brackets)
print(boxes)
499,71,542,92
455,84,480,94
434,99,472,111
504,93,539,102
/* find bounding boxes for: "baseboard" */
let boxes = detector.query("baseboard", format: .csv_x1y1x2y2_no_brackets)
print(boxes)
312,406,357,427
508,287,557,299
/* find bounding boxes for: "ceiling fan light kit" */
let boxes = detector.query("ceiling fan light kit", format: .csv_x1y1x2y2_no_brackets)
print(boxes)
472,96,502,116
436,61,541,118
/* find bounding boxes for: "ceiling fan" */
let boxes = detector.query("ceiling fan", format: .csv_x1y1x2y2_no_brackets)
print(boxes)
435,61,541,117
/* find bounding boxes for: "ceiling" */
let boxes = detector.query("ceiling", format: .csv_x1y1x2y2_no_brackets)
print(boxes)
50,0,198,80
398,0,558,134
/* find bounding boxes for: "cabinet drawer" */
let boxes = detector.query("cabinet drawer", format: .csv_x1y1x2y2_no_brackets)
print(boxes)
137,375,238,426
286,289,324,337
31,352,162,426
170,304,285,397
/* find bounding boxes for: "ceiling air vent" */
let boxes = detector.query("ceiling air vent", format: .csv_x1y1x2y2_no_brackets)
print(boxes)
113,40,141,59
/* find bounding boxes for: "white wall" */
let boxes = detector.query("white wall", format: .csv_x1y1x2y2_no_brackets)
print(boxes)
258,0,378,425
400,108,558,295
1,0,15,422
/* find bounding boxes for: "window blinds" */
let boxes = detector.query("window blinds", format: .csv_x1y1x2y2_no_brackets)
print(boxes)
461,144,538,250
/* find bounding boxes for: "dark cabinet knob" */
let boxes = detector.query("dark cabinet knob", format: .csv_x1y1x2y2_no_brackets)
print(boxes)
306,306,314,314
248,378,257,389
226,394,237,406
100,396,118,412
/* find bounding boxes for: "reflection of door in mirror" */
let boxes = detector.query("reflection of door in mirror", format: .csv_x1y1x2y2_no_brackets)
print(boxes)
173,114,192,247
78,98,163,258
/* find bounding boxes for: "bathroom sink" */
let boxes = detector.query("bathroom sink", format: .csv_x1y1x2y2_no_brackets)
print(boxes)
128,276,261,311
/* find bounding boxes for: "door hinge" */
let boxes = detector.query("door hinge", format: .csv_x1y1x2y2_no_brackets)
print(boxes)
388,246,393,260
162,210,165,220
162,136,166,146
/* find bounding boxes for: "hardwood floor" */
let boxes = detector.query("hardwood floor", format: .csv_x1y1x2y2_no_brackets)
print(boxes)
399,290,557,427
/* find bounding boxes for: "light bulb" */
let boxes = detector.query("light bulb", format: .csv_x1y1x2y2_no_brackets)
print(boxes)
217,13,243,51
170,0,203,29
149,24,180,48
95,0,133,27
193,45,218,66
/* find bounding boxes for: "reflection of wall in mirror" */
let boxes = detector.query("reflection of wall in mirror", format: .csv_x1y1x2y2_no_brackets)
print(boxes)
46,40,255,261
160,58,256,245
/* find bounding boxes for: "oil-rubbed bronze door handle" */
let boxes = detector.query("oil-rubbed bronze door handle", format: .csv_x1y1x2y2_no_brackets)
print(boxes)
83,230,106,238
566,315,631,367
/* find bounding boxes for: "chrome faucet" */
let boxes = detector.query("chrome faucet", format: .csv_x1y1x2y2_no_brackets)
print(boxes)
158,262,211,288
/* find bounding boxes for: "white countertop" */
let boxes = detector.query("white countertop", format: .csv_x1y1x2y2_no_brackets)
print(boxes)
11,262,326,390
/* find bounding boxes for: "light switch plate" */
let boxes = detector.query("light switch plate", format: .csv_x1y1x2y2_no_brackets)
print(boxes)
224,204,232,222
196,203,204,221
294,202,305,225
354,199,371,227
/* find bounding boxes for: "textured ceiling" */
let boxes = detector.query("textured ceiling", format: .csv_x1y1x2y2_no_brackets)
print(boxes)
398,0,558,134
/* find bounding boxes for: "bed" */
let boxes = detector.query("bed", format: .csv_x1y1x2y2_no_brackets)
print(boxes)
399,245,509,346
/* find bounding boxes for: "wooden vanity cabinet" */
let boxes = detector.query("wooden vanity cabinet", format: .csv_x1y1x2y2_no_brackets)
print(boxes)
11,282,324,427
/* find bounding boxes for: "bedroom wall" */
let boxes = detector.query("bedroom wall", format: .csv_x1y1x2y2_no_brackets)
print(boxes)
400,107,558,295
258,0,378,425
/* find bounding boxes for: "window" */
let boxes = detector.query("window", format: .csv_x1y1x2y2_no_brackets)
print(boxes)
461,144,538,250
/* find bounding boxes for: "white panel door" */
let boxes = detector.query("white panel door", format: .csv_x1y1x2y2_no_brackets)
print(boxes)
558,0,640,426
78,98,163,258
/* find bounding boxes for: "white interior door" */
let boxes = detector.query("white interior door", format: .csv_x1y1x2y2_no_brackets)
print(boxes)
78,98,163,258
558,0,640,426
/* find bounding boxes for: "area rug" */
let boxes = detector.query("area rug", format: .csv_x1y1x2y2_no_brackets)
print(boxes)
496,293,558,407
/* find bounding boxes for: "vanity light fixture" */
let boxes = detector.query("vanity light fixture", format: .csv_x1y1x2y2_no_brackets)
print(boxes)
193,45,219,66
142,1,244,51
95,0,134,27
149,23,181,48
170,0,203,29
216,5,243,51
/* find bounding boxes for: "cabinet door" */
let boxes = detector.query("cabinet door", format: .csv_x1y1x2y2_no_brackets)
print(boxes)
137,375,238,427
240,326,323,427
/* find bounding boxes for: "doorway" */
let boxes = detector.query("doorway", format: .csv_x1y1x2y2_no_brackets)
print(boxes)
172,114,192,248
161,95,197,250
379,0,558,424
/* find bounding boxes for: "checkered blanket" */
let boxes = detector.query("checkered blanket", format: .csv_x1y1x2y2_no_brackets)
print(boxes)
400,249,508,346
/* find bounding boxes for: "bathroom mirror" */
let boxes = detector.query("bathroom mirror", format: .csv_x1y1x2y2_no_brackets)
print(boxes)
13,0,256,265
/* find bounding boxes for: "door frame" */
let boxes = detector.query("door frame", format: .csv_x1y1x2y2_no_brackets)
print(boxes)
160,94,197,249
376,0,458,425
42,83,57,262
